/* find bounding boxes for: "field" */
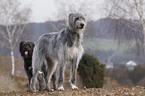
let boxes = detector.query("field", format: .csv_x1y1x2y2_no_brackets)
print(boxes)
1,86,145,96
83,38,135,51
0,66,145,96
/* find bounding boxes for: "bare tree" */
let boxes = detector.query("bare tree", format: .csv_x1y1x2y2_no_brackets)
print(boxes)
0,0,31,77
54,0,98,21
104,0,145,48
107,51,119,64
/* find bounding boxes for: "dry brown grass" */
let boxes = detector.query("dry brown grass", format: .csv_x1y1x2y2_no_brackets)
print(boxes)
0,73,19,92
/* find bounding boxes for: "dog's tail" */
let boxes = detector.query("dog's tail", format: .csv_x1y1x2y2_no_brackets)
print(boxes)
32,45,45,76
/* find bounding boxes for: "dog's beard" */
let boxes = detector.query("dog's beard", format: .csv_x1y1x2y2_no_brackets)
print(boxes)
75,27,85,34
77,26,84,29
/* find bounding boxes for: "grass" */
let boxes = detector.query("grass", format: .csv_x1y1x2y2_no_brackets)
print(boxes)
0,73,20,92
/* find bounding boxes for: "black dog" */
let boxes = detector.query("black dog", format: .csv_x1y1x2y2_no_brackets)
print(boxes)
20,41,46,90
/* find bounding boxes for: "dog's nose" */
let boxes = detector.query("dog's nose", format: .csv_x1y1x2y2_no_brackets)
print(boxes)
80,23,84,28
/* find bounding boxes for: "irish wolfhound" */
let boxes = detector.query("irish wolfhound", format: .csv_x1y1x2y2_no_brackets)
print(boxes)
30,13,87,92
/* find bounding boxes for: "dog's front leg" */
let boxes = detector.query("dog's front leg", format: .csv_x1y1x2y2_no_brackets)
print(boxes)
58,61,65,91
70,58,80,90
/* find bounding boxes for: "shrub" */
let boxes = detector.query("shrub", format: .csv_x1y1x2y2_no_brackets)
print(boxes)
106,64,145,86
78,53,105,88
111,67,129,84
128,65,145,85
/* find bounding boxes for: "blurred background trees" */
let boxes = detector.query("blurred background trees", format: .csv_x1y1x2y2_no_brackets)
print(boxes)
105,64,145,87
0,0,31,77
104,0,145,54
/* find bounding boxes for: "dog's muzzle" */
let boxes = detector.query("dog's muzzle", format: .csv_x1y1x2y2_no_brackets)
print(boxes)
76,20,86,29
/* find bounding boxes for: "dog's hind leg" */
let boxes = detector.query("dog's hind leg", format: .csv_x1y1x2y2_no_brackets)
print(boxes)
52,66,58,90
45,57,58,91
37,71,46,91
30,68,38,92
30,51,44,92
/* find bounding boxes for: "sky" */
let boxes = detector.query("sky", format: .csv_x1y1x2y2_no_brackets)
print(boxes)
20,0,105,23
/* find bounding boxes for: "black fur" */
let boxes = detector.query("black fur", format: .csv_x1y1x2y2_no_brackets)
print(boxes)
20,41,35,84
20,41,46,91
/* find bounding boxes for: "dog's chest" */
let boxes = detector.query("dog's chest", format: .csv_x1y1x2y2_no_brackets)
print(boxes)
65,45,84,59
68,47,79,55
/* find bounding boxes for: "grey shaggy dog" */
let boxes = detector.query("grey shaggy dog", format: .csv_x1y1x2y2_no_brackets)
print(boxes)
30,13,87,92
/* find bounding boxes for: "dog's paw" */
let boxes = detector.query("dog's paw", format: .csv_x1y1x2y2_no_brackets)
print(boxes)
45,87,54,92
29,86,37,93
45,89,54,92
51,89,54,92
71,84,78,90
53,86,57,91
39,88,45,91
29,89,37,93
47,89,54,92
58,86,64,91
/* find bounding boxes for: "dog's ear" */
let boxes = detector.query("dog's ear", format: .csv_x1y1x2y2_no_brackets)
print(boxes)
69,13,74,20
29,42,35,49
68,13,74,27
20,41,25,54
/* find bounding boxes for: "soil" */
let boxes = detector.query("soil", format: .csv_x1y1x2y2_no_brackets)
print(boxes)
1,86,145,96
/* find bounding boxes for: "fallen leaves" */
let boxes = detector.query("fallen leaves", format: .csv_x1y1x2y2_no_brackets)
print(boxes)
1,86,145,96
114,88,119,91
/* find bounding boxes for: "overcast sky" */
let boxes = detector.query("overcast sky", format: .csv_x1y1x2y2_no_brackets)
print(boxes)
20,0,105,23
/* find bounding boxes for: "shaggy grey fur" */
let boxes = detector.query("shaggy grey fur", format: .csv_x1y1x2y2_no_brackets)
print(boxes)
30,13,87,92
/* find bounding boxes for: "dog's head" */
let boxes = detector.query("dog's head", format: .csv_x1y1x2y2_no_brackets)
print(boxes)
19,41,35,59
68,13,87,34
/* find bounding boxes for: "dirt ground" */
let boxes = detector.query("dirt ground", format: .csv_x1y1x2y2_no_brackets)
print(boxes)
0,68,145,96
1,86,145,96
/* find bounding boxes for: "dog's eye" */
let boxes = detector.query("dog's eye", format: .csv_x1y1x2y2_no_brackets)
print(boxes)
82,17,86,21
76,18,79,20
